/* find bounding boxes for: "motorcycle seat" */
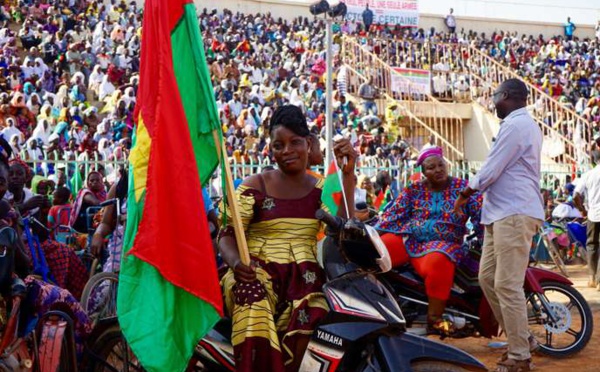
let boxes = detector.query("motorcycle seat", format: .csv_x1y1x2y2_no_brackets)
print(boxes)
393,264,413,273
213,318,232,338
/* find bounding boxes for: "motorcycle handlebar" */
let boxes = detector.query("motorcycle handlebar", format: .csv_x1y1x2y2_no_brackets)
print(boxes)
466,232,478,241
315,209,343,230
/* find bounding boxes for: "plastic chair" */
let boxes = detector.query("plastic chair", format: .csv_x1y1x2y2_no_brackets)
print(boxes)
566,222,586,247
53,206,73,245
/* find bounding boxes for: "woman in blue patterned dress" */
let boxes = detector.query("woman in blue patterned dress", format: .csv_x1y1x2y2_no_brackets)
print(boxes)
378,147,482,333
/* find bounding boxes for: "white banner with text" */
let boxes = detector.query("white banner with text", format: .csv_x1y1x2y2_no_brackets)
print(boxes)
344,0,419,28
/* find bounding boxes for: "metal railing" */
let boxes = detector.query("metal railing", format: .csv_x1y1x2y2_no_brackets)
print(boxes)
341,36,465,163
20,155,574,200
19,152,128,182
467,48,588,165
209,157,574,198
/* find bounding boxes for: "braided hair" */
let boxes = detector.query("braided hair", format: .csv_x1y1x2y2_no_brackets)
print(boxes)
269,105,310,137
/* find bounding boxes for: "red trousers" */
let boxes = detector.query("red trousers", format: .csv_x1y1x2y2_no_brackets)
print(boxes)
381,233,455,301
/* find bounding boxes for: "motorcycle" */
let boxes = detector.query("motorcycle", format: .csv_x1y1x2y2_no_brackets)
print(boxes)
381,233,593,358
195,211,486,371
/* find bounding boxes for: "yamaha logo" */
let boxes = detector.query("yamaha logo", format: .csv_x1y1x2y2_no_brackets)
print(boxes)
316,330,343,347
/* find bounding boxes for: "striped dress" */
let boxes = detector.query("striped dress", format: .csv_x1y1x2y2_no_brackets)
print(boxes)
220,179,329,372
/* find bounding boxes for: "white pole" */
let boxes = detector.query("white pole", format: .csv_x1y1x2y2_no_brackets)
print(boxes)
325,17,334,168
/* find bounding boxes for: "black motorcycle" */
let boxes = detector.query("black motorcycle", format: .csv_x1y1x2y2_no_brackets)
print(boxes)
195,211,486,371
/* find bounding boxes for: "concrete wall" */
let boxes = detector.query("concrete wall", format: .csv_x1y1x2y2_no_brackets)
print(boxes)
463,104,559,165
407,101,472,120
463,104,499,162
419,0,600,27
419,14,595,40
202,0,597,39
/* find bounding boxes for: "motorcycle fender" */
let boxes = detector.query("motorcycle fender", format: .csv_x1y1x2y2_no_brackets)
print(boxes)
38,318,67,372
525,267,573,294
375,332,487,372
299,322,387,372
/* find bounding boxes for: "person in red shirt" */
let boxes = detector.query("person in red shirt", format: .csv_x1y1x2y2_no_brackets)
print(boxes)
47,186,71,237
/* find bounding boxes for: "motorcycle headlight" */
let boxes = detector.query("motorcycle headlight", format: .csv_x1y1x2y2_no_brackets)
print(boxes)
365,225,392,273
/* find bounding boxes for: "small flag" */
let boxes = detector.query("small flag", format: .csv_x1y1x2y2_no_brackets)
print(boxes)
69,169,83,198
373,190,385,210
409,171,422,183
322,160,344,215
374,187,394,212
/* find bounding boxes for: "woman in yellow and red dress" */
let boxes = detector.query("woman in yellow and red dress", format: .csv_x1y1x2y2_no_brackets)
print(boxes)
218,105,356,372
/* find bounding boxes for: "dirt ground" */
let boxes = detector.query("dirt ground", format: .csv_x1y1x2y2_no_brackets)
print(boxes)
438,265,600,371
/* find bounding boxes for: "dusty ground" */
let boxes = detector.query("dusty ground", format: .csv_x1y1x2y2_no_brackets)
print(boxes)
439,265,600,371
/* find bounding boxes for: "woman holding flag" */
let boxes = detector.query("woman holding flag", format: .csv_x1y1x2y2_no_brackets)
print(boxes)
218,105,356,372
377,147,483,334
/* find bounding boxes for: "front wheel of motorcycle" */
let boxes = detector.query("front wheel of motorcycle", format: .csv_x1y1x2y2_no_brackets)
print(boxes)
528,281,593,357
410,361,474,371
356,346,475,372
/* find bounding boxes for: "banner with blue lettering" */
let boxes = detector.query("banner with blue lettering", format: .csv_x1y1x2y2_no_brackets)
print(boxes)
344,0,419,28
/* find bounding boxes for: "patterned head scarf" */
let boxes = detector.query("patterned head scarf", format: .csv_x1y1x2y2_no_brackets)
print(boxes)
416,146,443,166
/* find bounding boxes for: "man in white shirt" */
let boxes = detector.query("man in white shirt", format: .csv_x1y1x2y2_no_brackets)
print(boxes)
250,63,263,85
445,8,456,34
574,152,600,290
454,76,469,102
228,93,243,118
358,76,378,115
455,79,543,371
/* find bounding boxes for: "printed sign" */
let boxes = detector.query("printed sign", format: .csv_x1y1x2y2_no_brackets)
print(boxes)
344,0,419,28
390,67,431,95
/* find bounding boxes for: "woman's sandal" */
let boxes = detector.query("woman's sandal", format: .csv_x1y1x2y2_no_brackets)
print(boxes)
427,318,455,337
496,358,534,372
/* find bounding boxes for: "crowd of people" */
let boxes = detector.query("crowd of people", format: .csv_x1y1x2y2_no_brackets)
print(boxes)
0,0,137,176
203,8,413,171
0,1,583,210
353,14,600,165
361,13,600,110
0,0,141,361
0,1,592,370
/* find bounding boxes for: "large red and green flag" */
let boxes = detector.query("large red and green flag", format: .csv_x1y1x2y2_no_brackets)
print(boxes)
322,160,344,215
117,0,223,371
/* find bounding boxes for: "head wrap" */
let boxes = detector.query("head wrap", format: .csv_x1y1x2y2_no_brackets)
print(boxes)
416,146,444,166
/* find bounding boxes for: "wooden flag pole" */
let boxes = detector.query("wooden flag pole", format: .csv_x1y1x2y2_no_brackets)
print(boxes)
212,130,251,266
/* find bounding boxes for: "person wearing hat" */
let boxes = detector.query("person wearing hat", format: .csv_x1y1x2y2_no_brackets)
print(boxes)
69,120,85,145
378,146,482,334
227,92,243,118
385,102,401,127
